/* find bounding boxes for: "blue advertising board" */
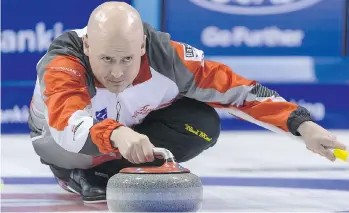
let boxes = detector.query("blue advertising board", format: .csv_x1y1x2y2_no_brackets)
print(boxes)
164,0,347,56
1,87,33,134
346,2,349,56
217,84,349,131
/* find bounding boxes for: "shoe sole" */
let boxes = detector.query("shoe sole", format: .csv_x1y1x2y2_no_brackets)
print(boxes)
82,199,107,204
67,179,106,204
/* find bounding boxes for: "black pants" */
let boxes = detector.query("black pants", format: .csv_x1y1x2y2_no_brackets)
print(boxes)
50,97,221,180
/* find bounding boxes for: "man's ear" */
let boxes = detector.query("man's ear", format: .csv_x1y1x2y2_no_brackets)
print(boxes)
140,35,146,56
82,35,90,56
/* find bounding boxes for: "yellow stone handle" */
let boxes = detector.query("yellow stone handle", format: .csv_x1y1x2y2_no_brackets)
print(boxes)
332,149,349,162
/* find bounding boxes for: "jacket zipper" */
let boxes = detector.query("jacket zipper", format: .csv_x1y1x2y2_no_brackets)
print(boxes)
115,94,121,122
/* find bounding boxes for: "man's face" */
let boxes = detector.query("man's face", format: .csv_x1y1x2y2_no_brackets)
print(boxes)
84,34,146,93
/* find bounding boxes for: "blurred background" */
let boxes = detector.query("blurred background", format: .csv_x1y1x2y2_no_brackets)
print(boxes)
1,0,349,133
1,2,349,211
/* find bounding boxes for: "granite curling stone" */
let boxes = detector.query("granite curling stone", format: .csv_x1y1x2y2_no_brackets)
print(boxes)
106,148,203,212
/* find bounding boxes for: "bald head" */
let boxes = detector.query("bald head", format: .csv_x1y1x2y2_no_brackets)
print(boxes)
87,1,144,42
83,2,147,93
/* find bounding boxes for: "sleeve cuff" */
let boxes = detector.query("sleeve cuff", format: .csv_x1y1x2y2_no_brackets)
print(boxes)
287,106,313,136
90,118,123,153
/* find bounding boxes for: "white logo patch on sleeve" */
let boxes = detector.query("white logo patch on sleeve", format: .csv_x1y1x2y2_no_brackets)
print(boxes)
182,43,204,62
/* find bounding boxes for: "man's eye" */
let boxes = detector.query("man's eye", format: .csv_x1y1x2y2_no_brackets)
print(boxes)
102,57,113,63
123,57,132,63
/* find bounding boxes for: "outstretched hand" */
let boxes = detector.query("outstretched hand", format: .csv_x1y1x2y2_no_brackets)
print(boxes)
297,121,347,161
